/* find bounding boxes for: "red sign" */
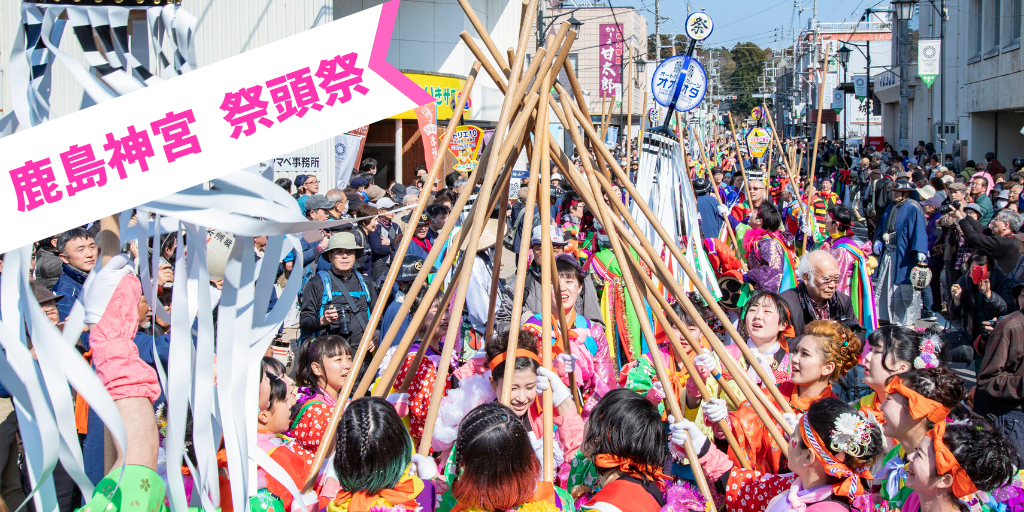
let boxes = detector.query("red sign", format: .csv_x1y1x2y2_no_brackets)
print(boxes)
414,103,438,170
867,137,885,152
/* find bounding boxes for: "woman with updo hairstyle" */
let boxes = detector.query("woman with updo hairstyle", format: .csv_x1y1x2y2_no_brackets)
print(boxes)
578,388,670,512
439,402,575,512
823,203,877,302
905,420,1018,512
876,366,966,512
327,397,436,512
858,326,948,424
671,397,884,512
702,319,862,475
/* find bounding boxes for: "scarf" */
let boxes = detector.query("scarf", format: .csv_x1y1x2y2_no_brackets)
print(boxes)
798,415,872,497
927,421,978,499
411,235,432,254
333,478,419,512
883,376,951,423
593,454,669,489
768,480,835,512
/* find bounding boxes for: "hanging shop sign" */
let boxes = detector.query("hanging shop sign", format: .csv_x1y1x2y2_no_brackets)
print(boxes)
448,125,483,171
832,90,845,113
599,24,624,99
651,55,707,112
745,126,772,158
853,75,868,100
918,38,941,87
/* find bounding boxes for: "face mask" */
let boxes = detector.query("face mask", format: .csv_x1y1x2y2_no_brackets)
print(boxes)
997,200,1009,208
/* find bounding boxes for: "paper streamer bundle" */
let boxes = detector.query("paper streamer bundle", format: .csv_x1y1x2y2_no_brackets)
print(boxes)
2,3,197,136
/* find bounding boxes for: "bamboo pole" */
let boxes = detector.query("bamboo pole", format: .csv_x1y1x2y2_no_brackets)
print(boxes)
456,0,511,77
301,63,482,492
395,259,465,394
482,172,510,345
557,89,797,423
727,113,751,207
416,10,535,455
625,47,634,171
548,247,583,413
693,130,742,258
537,73,556,481
804,45,831,254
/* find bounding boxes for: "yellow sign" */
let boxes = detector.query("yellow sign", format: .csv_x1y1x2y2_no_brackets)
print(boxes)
389,72,471,120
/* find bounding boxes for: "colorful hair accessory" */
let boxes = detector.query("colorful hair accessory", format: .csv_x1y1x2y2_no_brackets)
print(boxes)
914,334,943,369
798,415,873,497
829,412,873,458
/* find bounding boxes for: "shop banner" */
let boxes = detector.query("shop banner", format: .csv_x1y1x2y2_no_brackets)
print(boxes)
0,0,433,253
745,127,771,158
448,125,483,171
918,38,941,87
599,24,623,99
414,102,439,170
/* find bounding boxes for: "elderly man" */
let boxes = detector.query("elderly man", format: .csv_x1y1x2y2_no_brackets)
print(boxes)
324,189,349,220
299,232,377,344
957,208,1023,275
971,175,994,224
781,250,856,338
873,179,928,326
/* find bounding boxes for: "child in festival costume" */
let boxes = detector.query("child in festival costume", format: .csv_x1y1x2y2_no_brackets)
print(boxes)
290,335,353,454
877,367,966,512
703,320,862,474
904,418,1018,512
674,397,884,512
390,286,456,442
744,203,799,293
727,291,797,388
523,255,614,418
859,327,948,425
439,402,576,512
578,388,677,512
255,375,316,510
323,397,437,512
821,205,877,329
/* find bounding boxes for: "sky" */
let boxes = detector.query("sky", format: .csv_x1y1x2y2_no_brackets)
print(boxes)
610,0,893,51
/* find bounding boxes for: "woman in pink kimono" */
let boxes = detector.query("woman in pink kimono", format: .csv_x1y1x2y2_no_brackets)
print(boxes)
523,254,615,418
821,204,878,329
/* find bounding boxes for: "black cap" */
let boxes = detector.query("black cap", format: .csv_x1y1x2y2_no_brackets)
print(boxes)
911,170,927,182
891,179,916,191
693,178,713,195
396,255,427,282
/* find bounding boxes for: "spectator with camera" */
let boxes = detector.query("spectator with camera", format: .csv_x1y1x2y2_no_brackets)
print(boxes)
299,232,378,349
953,207,1022,275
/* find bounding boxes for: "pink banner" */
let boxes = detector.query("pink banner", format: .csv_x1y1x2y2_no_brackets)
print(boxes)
413,103,438,170
599,24,623,98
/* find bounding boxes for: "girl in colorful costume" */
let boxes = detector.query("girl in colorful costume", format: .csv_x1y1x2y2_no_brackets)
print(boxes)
859,327,947,426
703,320,862,475
440,402,575,512
255,375,316,511
523,255,615,417
744,203,799,293
323,397,437,512
673,397,884,512
878,367,966,512
821,204,877,329
290,335,353,454
904,416,1018,512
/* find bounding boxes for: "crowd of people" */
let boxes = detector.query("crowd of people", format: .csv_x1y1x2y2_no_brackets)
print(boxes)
1,137,1023,512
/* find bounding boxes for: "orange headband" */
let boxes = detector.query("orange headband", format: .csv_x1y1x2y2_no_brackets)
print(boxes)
488,349,542,370
884,376,952,424
798,415,873,497
593,454,669,485
926,421,978,499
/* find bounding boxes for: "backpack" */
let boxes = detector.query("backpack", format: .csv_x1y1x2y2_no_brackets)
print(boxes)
299,269,372,342
833,364,871,402
504,206,529,251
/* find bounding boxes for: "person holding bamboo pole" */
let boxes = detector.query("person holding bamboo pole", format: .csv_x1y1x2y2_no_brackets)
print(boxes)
522,254,613,418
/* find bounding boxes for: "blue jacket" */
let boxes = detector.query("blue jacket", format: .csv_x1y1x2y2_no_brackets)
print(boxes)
54,263,89,321
875,200,928,284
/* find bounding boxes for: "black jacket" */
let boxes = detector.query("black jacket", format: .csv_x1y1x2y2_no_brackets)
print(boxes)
780,283,856,339
951,266,1013,339
299,267,378,343
958,217,1020,275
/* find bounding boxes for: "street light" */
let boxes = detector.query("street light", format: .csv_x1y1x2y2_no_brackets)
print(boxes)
836,45,851,65
568,16,583,32
891,0,916,22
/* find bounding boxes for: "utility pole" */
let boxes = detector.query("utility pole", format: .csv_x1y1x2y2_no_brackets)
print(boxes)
898,13,910,152
655,0,661,61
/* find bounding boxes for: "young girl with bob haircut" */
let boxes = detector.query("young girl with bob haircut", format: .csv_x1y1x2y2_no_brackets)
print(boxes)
523,254,615,417
703,319,861,474
326,396,436,512
578,388,671,512
878,367,966,512
859,326,947,424
290,335,353,454
673,397,884,512
441,402,575,512
904,419,1017,512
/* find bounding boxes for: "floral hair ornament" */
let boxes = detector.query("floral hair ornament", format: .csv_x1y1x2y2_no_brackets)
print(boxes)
926,421,978,499
798,415,873,497
883,375,952,423
914,334,943,369
829,412,873,458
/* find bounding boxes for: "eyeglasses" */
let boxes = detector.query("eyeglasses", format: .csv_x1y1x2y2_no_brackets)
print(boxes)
814,274,842,286
42,307,59,316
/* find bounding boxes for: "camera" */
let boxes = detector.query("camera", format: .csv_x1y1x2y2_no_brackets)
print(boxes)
938,199,961,214
337,305,352,337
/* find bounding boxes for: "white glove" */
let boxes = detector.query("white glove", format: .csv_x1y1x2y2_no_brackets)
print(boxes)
536,366,572,407
555,353,579,374
693,350,718,377
701,398,729,423
668,415,709,453
916,252,928,264
873,241,883,255
81,254,136,324
801,222,812,235
716,204,729,217
782,412,799,432
409,453,438,480
527,431,565,475
882,233,892,244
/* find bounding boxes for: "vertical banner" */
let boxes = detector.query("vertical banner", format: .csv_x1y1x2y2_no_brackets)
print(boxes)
832,90,845,113
333,134,362,189
349,124,370,171
599,24,623,100
853,75,868,100
414,103,438,170
918,38,941,87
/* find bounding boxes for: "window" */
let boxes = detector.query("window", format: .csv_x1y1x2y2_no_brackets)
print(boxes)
1012,0,1022,42
567,54,578,75
973,0,984,55
993,0,1002,48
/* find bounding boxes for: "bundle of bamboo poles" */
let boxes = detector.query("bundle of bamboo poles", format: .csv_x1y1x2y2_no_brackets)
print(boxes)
300,0,801,497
